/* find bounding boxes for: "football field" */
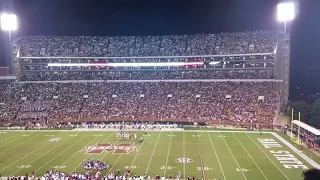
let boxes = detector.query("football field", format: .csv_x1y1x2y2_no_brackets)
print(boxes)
0,130,318,180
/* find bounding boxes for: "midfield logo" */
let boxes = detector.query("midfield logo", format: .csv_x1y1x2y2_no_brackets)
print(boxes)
86,143,138,154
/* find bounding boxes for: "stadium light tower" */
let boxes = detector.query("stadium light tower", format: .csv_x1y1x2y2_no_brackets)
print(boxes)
277,2,295,38
0,13,17,31
0,13,18,74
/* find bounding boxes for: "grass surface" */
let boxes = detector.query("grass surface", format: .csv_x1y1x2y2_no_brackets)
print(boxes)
276,132,320,165
0,130,316,180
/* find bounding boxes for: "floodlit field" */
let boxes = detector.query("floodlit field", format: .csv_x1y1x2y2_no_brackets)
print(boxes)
0,130,316,180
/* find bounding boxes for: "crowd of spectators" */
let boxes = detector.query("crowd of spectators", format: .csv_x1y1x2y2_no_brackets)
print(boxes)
4,169,195,180
16,31,276,57
0,81,281,124
20,70,274,81
20,55,274,64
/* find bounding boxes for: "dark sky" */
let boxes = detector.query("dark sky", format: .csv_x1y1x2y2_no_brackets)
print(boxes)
0,0,320,98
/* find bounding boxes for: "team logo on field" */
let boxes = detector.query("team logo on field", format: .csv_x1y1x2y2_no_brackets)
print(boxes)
86,143,138,154
176,158,193,163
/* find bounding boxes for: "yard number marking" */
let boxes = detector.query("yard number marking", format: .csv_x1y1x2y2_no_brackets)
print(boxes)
49,138,61,142
197,167,211,171
53,165,66,169
124,166,138,169
160,166,173,169
17,165,31,169
236,168,251,172
218,135,227,138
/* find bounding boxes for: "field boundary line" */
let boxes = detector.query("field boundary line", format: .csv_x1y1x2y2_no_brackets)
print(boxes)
195,132,206,180
232,132,268,180
164,131,173,176
207,132,226,180
183,131,185,180
219,132,247,180
34,131,89,172
271,132,320,169
71,132,115,172
145,131,161,175
246,133,290,180
0,129,268,133
1,132,67,171
128,132,150,168
10,132,75,176
0,132,45,154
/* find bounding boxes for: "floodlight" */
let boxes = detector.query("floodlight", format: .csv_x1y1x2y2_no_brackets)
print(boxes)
277,2,295,22
0,13,18,31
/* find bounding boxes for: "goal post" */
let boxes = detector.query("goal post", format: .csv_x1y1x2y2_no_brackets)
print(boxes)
291,109,294,141
291,109,301,145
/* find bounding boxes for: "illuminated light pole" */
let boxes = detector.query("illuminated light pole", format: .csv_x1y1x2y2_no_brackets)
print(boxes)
276,2,296,106
0,13,18,74
277,2,295,39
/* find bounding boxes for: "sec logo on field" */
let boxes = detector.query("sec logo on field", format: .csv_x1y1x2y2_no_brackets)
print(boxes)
176,158,192,163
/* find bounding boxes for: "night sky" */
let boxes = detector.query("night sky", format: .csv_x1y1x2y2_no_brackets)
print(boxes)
0,0,320,98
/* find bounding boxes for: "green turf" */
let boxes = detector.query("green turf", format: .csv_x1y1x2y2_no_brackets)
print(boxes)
0,130,316,180
276,132,320,165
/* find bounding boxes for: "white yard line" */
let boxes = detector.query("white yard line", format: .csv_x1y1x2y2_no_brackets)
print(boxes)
183,131,185,180
3,132,68,173
0,132,22,142
219,132,247,180
246,133,290,180
145,131,161,175
232,132,268,180
71,132,115,172
0,132,45,154
10,132,75,176
105,138,135,175
128,132,151,168
164,131,173,176
59,132,98,167
0,132,35,148
34,131,89,172
195,133,206,180
207,132,226,180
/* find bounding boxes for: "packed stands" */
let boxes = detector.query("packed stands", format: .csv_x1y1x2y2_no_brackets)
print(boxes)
0,31,282,126
17,31,276,57
0,81,281,124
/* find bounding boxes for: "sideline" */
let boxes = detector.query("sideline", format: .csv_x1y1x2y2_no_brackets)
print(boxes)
0,128,265,132
271,132,320,169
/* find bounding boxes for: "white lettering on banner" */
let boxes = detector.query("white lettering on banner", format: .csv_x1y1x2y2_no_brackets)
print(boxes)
258,139,309,170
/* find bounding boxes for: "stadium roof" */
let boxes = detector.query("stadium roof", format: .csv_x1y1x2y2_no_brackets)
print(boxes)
292,120,320,136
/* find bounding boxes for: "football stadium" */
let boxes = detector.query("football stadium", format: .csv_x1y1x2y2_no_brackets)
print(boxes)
0,0,320,180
